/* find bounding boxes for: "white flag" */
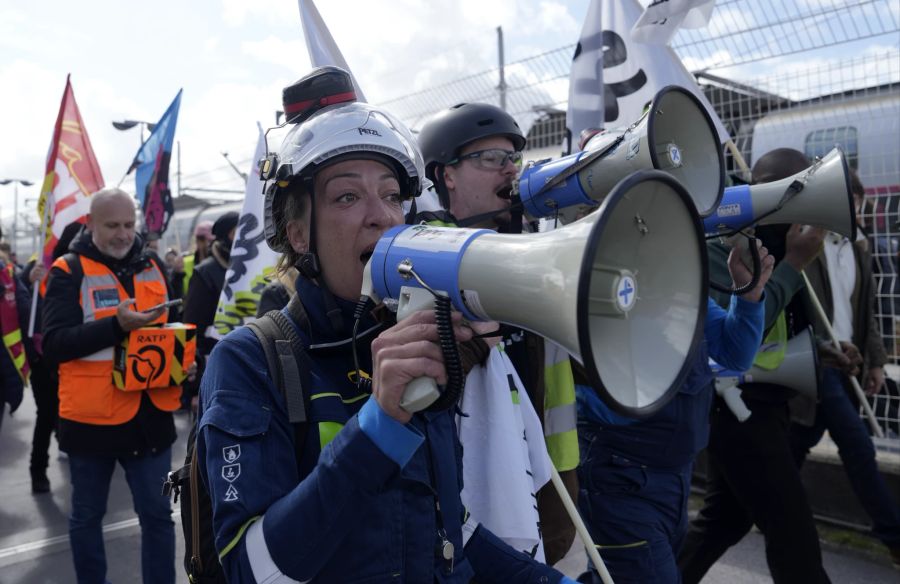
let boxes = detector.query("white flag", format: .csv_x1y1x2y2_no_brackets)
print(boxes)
631,0,717,45
297,0,367,102
566,0,728,152
212,124,279,338
565,0,605,154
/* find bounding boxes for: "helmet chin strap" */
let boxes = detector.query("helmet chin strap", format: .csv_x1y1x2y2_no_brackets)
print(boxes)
297,176,346,335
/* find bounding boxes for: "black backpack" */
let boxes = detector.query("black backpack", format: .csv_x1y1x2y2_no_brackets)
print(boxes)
164,299,310,584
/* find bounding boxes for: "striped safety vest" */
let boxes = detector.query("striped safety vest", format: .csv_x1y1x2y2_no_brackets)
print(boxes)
53,255,182,425
0,262,29,383
542,340,579,472
753,312,788,370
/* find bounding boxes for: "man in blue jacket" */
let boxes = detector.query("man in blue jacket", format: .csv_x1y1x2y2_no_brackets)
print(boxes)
576,241,774,583
198,101,576,583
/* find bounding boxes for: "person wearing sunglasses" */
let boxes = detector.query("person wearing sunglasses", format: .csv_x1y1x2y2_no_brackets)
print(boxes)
416,103,581,567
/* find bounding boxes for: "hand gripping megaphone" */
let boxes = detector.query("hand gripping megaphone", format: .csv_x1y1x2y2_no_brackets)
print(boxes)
713,327,819,421
703,147,856,239
362,170,709,418
517,85,725,221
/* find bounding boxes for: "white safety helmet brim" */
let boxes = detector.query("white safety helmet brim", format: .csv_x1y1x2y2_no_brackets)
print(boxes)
264,102,424,253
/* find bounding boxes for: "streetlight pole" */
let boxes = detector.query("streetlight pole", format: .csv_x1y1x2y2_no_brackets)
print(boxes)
0,178,34,254
112,119,156,149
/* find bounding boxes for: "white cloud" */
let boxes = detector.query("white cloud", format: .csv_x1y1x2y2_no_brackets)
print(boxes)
242,36,310,71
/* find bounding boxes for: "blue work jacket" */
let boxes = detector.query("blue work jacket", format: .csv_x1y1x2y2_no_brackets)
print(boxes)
577,295,765,469
198,276,567,583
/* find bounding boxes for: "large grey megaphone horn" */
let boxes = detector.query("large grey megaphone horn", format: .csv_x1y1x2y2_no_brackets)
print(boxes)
715,327,819,421
364,170,709,418
517,85,725,220
704,147,856,239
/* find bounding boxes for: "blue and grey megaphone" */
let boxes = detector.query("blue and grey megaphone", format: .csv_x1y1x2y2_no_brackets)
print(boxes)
362,171,709,418
517,85,724,221
703,147,856,239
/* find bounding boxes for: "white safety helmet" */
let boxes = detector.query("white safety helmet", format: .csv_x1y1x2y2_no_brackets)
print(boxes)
262,102,425,253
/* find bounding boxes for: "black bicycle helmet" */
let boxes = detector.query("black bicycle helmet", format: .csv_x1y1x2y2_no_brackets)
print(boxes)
418,103,526,209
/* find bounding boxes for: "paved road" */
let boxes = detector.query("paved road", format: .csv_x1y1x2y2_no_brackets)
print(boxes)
1,395,897,583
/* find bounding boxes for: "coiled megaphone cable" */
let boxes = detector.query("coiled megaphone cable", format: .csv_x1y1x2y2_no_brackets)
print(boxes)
396,263,465,412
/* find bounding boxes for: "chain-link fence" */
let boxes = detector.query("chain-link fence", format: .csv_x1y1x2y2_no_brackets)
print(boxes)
378,0,900,440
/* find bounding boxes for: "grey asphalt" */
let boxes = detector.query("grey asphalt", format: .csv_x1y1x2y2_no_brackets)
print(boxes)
1,394,897,583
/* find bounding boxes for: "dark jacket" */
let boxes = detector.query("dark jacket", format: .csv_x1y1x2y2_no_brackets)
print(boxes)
182,242,229,397
790,236,888,424
709,241,809,404
42,230,177,457
198,275,566,583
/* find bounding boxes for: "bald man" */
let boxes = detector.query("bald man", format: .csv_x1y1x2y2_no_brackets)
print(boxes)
42,188,179,584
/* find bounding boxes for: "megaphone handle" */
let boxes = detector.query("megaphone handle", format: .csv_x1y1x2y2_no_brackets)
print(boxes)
548,466,615,584
399,376,441,413
800,271,885,438
709,234,761,296
716,384,752,422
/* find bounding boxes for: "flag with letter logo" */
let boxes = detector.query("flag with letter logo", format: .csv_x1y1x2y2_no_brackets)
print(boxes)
566,0,728,153
212,125,277,337
631,0,716,45
37,75,105,268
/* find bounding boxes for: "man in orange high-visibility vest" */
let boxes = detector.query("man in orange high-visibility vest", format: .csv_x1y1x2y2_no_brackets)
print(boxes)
43,188,181,584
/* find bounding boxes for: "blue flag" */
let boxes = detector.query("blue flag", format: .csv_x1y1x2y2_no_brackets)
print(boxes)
130,89,182,235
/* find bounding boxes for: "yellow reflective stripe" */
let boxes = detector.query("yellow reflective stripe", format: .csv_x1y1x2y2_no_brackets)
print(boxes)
510,389,520,405
219,515,261,560
596,540,648,550
753,312,788,370
310,392,369,404
425,219,457,228
546,429,579,472
183,254,195,297
543,359,575,410
13,352,26,369
319,421,344,450
3,329,22,346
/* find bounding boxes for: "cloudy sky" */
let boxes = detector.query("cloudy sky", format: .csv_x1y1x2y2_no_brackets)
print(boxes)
0,0,590,225
1,0,897,234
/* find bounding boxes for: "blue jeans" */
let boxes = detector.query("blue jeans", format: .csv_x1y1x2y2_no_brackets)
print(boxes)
68,448,175,584
791,368,900,547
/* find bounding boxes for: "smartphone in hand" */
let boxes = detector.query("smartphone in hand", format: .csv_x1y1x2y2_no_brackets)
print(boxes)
141,299,182,313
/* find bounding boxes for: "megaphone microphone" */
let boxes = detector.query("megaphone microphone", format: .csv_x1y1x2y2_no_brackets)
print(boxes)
703,147,856,240
363,170,710,418
517,85,725,221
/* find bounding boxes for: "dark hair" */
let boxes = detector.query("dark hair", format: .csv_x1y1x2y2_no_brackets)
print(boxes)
275,179,311,275
751,148,809,185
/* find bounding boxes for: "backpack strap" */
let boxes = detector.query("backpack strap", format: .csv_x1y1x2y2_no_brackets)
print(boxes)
247,296,312,470
189,444,204,579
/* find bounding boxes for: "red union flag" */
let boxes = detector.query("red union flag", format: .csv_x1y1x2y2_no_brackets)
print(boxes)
37,75,105,267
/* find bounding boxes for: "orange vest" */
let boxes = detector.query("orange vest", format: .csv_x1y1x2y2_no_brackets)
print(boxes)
53,255,182,425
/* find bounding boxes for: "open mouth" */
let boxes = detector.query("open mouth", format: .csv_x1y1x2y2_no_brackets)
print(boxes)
495,184,513,200
360,249,374,265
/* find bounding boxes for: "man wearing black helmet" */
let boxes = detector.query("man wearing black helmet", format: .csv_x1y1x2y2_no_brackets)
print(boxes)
418,103,526,231
417,103,580,566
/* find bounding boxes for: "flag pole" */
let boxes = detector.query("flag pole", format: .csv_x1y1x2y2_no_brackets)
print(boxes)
800,271,885,438
549,466,615,584
725,139,751,181
27,203,51,338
